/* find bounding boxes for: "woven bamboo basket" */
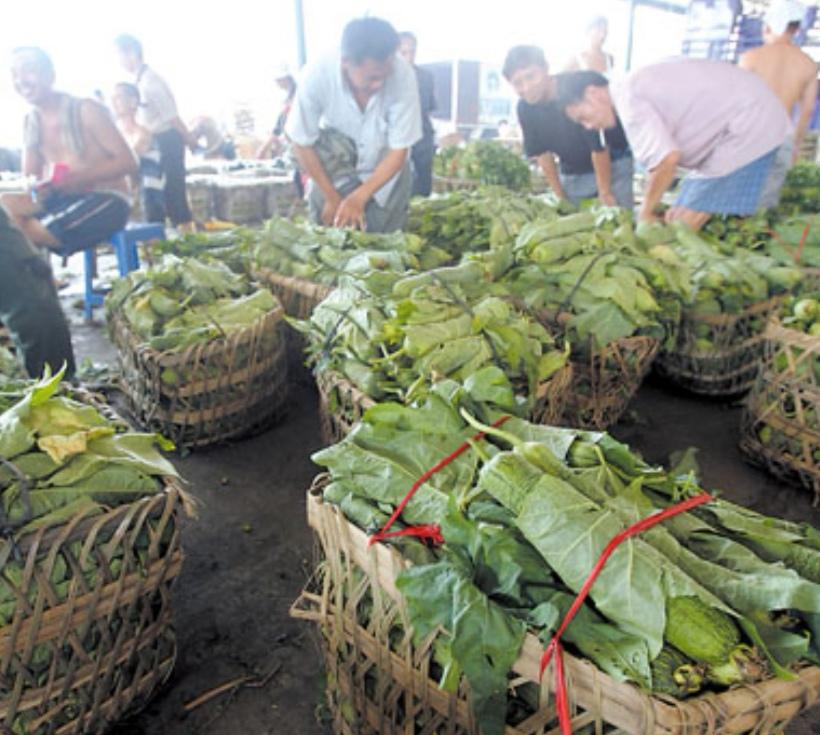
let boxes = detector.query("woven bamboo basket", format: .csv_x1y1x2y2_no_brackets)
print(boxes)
655,297,782,398
213,182,268,224
110,303,288,449
740,320,820,503
562,336,661,431
293,485,820,735
262,178,301,219
315,365,574,446
0,479,188,735
186,179,214,223
251,269,331,321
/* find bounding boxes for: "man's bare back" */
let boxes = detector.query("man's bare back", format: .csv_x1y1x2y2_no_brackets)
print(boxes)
740,41,816,112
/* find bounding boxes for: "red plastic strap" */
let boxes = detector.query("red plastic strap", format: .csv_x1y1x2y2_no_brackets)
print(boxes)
794,221,812,264
368,415,512,546
767,221,813,264
539,492,714,735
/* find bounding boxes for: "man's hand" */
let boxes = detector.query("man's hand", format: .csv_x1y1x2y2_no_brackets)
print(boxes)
333,188,369,230
320,191,342,226
599,190,617,207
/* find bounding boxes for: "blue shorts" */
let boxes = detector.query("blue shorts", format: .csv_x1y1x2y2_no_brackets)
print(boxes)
38,191,131,255
675,148,778,216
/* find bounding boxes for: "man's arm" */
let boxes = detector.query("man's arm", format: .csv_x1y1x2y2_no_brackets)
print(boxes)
22,146,45,181
55,102,138,192
794,73,819,161
291,142,341,226
590,148,616,206
536,153,567,200
639,150,681,222
334,148,408,229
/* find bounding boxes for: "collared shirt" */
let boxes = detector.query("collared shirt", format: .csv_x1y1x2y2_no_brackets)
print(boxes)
611,57,790,177
136,65,179,135
286,52,422,206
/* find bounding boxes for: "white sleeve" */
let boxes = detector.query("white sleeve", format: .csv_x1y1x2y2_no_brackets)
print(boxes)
285,63,325,146
386,58,422,150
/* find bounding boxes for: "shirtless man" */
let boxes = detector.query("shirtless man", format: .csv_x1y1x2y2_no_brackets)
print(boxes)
740,0,818,206
1,47,137,254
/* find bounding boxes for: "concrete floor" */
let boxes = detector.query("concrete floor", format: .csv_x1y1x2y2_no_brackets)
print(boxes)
61,253,820,735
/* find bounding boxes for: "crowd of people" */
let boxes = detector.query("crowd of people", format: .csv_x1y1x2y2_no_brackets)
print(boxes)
0,2,817,382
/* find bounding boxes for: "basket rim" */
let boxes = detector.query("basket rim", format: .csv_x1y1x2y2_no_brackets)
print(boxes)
302,483,820,733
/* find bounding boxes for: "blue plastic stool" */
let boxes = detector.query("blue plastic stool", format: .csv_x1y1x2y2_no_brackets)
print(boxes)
81,223,165,321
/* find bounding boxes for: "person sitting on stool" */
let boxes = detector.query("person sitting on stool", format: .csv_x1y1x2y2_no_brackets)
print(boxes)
1,47,137,255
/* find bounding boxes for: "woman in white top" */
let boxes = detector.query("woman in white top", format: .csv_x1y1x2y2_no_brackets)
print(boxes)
564,16,615,77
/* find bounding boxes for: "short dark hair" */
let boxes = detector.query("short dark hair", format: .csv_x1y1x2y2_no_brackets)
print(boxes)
114,82,140,102
114,34,143,58
341,17,400,64
12,47,54,78
555,70,609,108
398,31,417,44
502,46,547,80
786,20,802,34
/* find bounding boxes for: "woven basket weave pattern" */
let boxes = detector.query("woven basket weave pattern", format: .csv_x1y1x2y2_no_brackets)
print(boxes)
740,320,820,503
111,304,288,448
0,484,185,735
656,298,782,397
294,486,820,735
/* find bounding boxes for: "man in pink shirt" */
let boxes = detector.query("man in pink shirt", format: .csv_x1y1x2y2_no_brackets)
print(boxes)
559,58,790,230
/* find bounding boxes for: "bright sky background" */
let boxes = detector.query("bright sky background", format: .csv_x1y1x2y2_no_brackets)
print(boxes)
0,0,687,148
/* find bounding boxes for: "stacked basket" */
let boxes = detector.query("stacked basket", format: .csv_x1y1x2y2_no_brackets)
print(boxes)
741,318,820,503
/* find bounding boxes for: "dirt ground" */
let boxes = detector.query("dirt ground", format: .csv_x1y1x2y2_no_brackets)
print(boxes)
58,254,820,735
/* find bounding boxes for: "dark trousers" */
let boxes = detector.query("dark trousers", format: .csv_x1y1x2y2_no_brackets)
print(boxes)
0,208,75,378
155,128,192,225
411,140,435,197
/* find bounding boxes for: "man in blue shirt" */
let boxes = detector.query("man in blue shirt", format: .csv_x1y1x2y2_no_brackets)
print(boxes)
286,17,422,232
399,31,437,197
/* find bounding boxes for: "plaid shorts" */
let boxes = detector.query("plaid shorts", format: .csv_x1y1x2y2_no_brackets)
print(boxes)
675,148,778,216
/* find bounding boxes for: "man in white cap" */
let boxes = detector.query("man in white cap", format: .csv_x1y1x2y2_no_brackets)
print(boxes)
740,0,817,206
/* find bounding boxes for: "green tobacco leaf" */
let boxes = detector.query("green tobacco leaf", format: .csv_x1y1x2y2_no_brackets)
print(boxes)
396,561,527,735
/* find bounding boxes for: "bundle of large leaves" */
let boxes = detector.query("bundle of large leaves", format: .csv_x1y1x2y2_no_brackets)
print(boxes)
639,223,803,318
296,261,568,412
434,141,531,191
407,187,560,258
250,216,449,284
500,209,692,348
313,382,820,734
702,212,820,269
0,370,177,542
779,162,820,215
106,256,278,352
147,228,257,274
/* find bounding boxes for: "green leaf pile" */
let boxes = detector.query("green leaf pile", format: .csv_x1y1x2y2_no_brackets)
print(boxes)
251,216,450,284
407,187,560,257
313,383,820,733
295,261,568,412
501,209,692,349
780,162,820,215
106,255,278,352
434,141,531,191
